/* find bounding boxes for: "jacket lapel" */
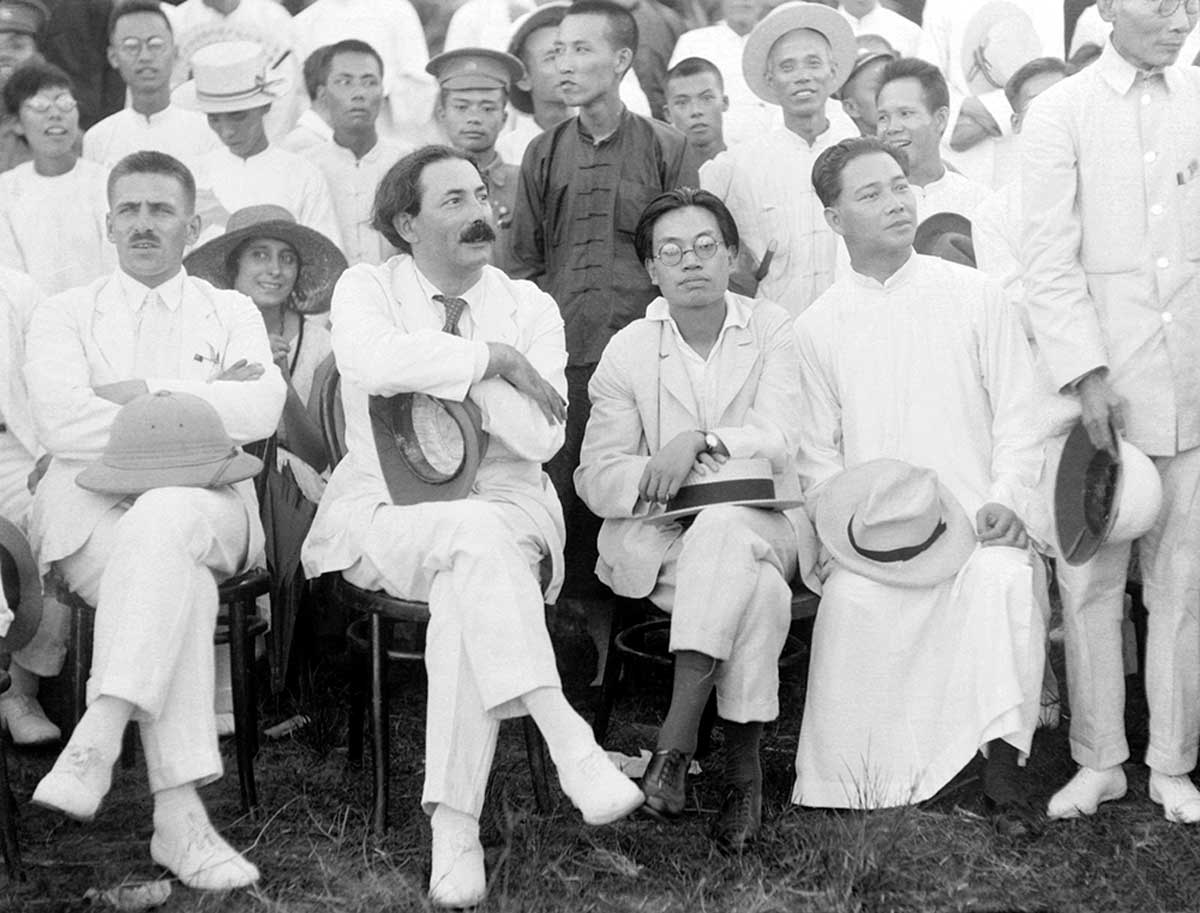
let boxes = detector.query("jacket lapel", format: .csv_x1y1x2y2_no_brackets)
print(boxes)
656,323,699,425
89,277,137,377
711,324,759,423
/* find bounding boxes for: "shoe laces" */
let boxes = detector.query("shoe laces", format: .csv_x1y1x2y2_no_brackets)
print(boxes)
651,748,687,787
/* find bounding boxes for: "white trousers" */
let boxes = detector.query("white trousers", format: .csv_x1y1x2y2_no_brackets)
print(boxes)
58,487,250,793
648,506,799,723
342,499,560,818
1057,446,1200,774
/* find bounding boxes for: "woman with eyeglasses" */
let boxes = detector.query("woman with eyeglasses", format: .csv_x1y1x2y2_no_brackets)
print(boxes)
0,61,115,295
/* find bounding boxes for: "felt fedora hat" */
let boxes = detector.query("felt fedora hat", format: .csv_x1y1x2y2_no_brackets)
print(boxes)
173,39,292,114
1054,421,1163,566
644,458,804,526
506,1,569,115
743,1,857,104
0,517,42,653
914,212,976,268
961,1,1042,97
369,392,489,507
77,391,263,495
815,459,976,587
184,204,348,315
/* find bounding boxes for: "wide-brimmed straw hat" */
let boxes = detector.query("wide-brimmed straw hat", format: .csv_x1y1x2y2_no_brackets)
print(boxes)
743,1,857,104
172,39,293,114
644,458,803,526
0,517,42,653
77,391,263,495
184,204,347,314
1054,421,1163,566
914,212,976,268
961,1,1042,97
815,459,976,587
369,393,489,506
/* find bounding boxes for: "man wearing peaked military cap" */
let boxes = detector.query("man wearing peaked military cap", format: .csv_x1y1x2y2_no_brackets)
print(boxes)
430,47,527,275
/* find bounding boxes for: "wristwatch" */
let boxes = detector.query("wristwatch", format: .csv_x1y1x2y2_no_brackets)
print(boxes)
702,431,721,454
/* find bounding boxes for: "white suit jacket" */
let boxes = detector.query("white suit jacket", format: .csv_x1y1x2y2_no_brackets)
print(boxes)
301,256,569,600
24,270,287,573
575,293,816,598
0,266,41,461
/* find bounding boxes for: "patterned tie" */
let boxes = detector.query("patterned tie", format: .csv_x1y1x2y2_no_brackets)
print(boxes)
433,294,468,336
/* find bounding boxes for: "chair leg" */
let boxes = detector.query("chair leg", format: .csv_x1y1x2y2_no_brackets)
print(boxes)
347,635,366,765
592,598,630,745
120,724,137,769
0,737,21,881
369,614,391,835
69,600,94,736
522,717,552,814
228,595,259,814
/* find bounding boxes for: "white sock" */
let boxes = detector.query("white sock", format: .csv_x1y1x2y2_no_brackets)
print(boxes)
67,695,134,764
151,785,258,890
521,687,596,767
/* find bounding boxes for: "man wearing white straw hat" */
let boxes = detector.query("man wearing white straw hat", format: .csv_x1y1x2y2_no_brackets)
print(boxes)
23,150,285,890
791,136,1047,838
700,1,860,317
176,38,342,250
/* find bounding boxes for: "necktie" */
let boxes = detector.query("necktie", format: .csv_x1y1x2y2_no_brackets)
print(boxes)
433,294,468,336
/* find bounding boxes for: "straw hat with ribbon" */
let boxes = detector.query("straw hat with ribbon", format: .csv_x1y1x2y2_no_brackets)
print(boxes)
77,391,263,496
814,459,976,587
172,39,293,114
643,458,804,526
743,1,857,104
184,204,348,315
961,1,1043,97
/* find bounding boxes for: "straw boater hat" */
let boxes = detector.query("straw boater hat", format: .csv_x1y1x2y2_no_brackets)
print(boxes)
506,1,569,115
77,391,263,495
0,517,42,653
1054,421,1163,566
961,1,1042,97
184,205,348,315
0,0,47,36
644,458,803,526
172,39,293,114
742,1,857,104
426,47,525,92
814,460,976,587
914,212,976,268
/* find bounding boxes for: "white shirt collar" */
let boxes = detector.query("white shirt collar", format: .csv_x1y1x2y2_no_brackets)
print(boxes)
112,266,187,312
847,250,921,290
646,291,751,336
411,263,485,324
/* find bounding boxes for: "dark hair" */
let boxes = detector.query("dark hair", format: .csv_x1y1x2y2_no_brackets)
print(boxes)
315,38,385,88
372,145,473,254
878,57,949,112
107,0,173,42
633,187,740,262
1004,56,1069,111
811,137,909,208
302,45,332,100
666,56,724,92
1067,42,1103,73
564,1,639,58
107,150,197,211
2,60,72,118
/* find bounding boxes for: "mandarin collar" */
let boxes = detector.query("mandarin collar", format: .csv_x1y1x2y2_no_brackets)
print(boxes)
847,250,919,291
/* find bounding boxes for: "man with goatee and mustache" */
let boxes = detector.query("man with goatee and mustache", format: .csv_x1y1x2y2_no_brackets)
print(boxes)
301,145,644,909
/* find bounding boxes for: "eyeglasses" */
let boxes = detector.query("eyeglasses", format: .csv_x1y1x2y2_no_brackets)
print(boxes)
21,94,78,115
114,36,170,58
654,234,722,266
1157,0,1200,15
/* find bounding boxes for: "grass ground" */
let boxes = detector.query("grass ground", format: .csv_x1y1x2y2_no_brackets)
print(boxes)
3,628,1200,913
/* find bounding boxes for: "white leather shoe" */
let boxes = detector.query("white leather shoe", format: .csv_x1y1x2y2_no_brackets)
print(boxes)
1149,772,1200,824
558,746,644,826
1047,766,1127,819
0,694,61,746
429,817,486,908
31,744,114,821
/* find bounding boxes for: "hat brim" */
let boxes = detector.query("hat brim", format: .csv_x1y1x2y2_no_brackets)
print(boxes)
171,70,292,114
507,1,569,115
815,465,976,587
184,218,348,314
76,452,264,495
1054,421,1120,565
370,395,488,506
960,1,1042,97
0,517,42,653
743,3,857,104
835,49,897,100
643,497,805,526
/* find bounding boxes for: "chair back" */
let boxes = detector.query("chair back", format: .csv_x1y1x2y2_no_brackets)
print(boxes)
318,362,347,467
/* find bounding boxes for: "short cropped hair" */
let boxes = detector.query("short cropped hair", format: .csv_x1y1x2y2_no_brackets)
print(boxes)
107,0,173,42
372,145,473,255
1004,56,1069,111
107,150,197,211
302,46,332,100
564,1,639,57
666,56,724,91
811,136,909,209
633,187,740,262
315,38,385,88
2,60,72,118
877,57,949,112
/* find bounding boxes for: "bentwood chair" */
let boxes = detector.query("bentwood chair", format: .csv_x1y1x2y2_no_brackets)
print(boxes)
317,367,552,834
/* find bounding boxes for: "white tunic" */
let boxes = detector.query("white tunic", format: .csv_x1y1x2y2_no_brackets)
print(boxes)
82,104,221,174
279,109,332,156
302,137,409,265
701,112,859,317
0,159,116,295
836,3,936,60
791,253,1046,808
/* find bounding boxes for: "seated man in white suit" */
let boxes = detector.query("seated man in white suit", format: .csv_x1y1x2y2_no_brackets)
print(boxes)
300,145,642,909
25,151,286,890
575,188,809,852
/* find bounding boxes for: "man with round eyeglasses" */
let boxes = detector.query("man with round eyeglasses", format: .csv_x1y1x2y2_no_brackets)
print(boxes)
576,188,810,852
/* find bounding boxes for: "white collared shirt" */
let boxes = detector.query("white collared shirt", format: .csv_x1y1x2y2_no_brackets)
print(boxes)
110,267,188,379
82,104,221,174
409,263,491,383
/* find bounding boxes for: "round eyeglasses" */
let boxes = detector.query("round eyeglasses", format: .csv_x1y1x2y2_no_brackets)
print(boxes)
115,36,170,58
653,235,722,267
1158,0,1200,15
22,94,78,115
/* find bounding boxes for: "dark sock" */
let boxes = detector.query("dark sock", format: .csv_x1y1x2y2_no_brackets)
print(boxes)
722,720,763,788
984,738,1024,803
655,650,717,757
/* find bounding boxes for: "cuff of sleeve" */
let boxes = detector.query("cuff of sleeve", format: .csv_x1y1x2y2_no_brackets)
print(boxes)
470,341,490,385
986,479,1020,515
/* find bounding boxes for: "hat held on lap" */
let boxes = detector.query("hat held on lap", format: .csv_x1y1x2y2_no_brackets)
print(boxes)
1054,420,1163,566
815,460,976,587
0,517,42,652
644,458,803,526
77,391,263,495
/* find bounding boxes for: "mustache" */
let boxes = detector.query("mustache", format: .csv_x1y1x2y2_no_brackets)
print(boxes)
459,220,496,244
129,232,160,245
